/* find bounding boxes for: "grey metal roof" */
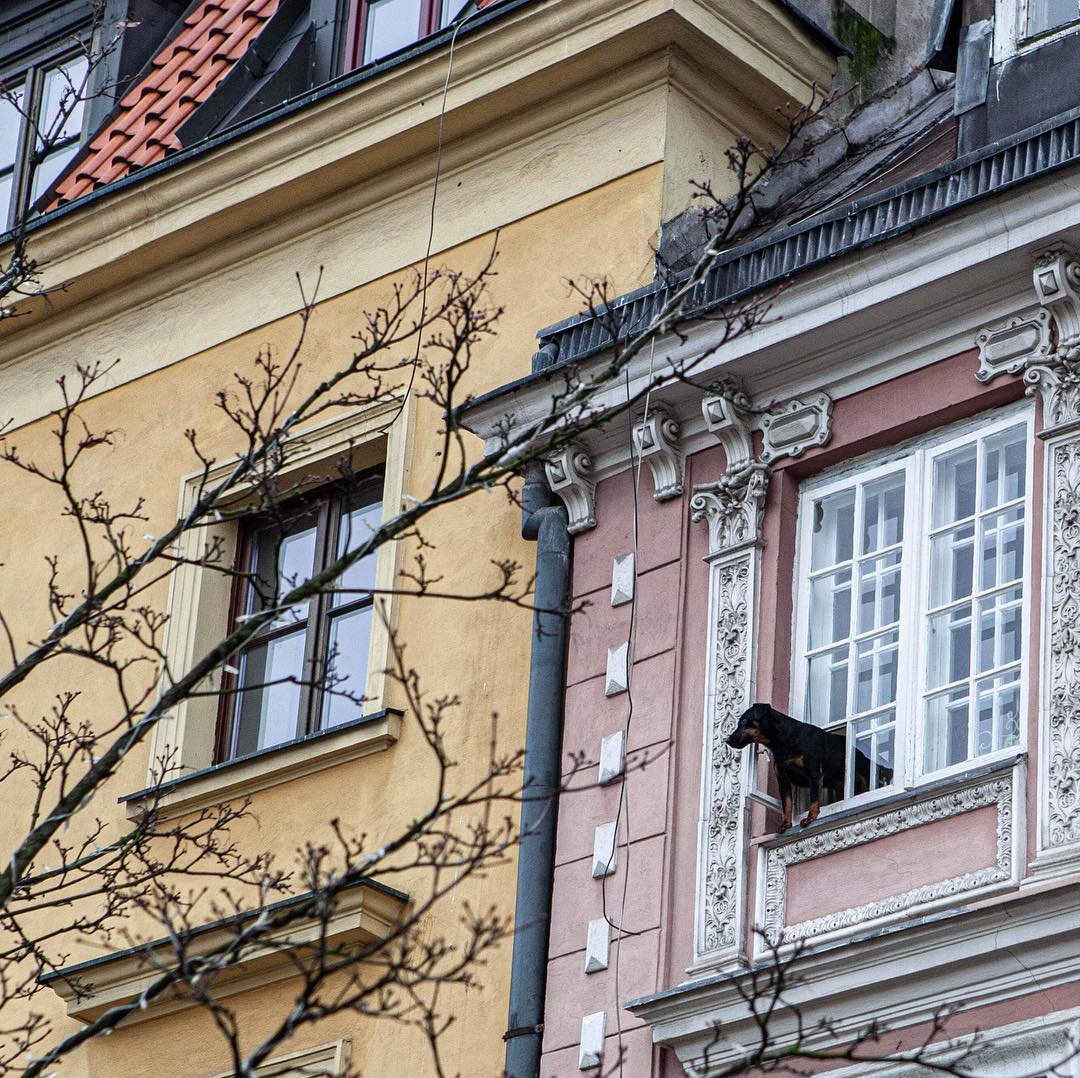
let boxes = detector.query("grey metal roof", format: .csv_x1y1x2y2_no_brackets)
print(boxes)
465,101,1080,416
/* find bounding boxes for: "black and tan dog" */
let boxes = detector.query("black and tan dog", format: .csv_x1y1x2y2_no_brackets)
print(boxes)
725,703,880,831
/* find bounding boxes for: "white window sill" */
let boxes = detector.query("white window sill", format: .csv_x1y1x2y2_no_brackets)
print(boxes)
121,708,403,822
753,750,1025,850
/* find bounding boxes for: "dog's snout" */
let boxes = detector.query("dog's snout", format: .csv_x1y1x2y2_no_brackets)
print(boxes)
726,731,750,749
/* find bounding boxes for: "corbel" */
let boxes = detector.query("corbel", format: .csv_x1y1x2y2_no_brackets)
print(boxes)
693,380,767,556
632,405,684,501
545,442,596,534
693,381,834,556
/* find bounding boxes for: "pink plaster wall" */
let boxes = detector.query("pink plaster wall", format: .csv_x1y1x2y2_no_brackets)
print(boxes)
541,346,1042,1075
783,803,999,926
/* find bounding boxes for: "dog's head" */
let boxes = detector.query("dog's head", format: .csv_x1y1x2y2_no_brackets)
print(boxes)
725,703,777,750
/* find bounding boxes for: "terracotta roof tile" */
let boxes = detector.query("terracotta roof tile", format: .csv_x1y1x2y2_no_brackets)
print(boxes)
49,0,280,206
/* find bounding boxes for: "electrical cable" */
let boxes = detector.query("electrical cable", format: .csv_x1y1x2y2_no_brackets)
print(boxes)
604,338,658,1074
384,3,482,433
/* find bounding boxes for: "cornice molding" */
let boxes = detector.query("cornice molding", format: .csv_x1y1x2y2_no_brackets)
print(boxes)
42,882,408,1024
628,868,1080,1073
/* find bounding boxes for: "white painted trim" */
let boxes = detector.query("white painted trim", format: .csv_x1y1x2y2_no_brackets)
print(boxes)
753,759,1025,956
630,871,1080,1074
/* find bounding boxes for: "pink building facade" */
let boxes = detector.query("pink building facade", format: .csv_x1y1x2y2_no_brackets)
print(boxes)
466,105,1080,1074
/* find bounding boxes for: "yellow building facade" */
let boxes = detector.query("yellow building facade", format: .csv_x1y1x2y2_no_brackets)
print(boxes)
0,1,836,1072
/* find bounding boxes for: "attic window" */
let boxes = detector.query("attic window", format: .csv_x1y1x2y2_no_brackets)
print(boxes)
1026,0,1079,36
348,0,477,68
0,53,87,231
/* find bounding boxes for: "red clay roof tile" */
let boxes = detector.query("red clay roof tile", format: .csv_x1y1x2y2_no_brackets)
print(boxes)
48,0,280,206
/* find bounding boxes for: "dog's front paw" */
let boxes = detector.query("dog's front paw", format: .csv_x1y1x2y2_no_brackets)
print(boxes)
799,809,820,828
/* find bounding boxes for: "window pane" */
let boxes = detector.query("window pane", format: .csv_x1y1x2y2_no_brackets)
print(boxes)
31,142,78,201
322,606,373,728
933,443,977,527
974,670,1021,756
809,568,851,647
977,585,1023,674
1028,0,1078,35
929,522,975,607
251,513,318,627
852,711,895,793
0,87,23,171
334,492,382,606
861,473,904,554
807,646,848,727
38,56,87,146
363,0,424,63
927,603,972,689
925,688,969,772
981,427,1026,510
440,0,474,25
854,630,899,713
980,505,1025,591
233,629,307,756
0,171,12,225
811,488,855,570
857,549,901,634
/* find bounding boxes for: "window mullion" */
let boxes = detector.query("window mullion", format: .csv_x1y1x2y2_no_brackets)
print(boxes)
904,451,925,789
298,499,335,738
968,437,987,761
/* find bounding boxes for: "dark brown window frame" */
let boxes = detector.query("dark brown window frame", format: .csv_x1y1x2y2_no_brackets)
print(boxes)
214,470,384,764
1,49,88,232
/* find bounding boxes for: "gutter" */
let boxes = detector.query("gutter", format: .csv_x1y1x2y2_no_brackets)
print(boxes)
503,351,571,1076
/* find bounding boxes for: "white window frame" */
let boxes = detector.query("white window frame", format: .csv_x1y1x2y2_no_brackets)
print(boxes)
994,0,1080,63
790,403,1034,817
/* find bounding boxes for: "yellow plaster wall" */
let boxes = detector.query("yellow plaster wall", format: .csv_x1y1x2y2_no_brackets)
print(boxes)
0,164,661,1076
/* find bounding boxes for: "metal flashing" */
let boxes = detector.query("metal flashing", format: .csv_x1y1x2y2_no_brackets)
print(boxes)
463,102,1080,416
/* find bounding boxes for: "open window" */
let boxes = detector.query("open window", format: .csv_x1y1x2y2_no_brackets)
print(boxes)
791,407,1031,809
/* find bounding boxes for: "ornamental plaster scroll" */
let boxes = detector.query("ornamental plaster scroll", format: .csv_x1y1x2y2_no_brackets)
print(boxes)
632,406,684,501
545,442,596,534
757,392,833,465
759,773,1016,951
1044,438,1080,851
974,309,1052,384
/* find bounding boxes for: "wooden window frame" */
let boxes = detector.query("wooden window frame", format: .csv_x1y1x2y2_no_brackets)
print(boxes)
214,470,384,763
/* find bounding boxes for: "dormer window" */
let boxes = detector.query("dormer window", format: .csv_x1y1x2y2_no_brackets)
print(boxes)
1026,0,1080,36
0,52,87,231
348,0,477,68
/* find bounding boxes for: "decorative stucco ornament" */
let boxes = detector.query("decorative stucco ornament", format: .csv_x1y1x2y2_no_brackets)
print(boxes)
760,772,1016,949
544,442,596,534
974,309,1052,384
1045,439,1080,849
632,405,684,501
757,392,833,464
689,464,769,557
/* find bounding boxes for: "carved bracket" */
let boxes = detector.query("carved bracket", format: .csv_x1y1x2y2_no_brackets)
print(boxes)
545,443,596,534
1034,246,1080,359
633,406,684,501
701,379,755,473
758,393,833,464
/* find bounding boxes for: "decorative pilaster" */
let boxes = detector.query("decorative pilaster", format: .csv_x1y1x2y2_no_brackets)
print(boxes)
977,247,1080,869
689,383,766,968
545,443,596,534
632,406,684,501
689,381,834,967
